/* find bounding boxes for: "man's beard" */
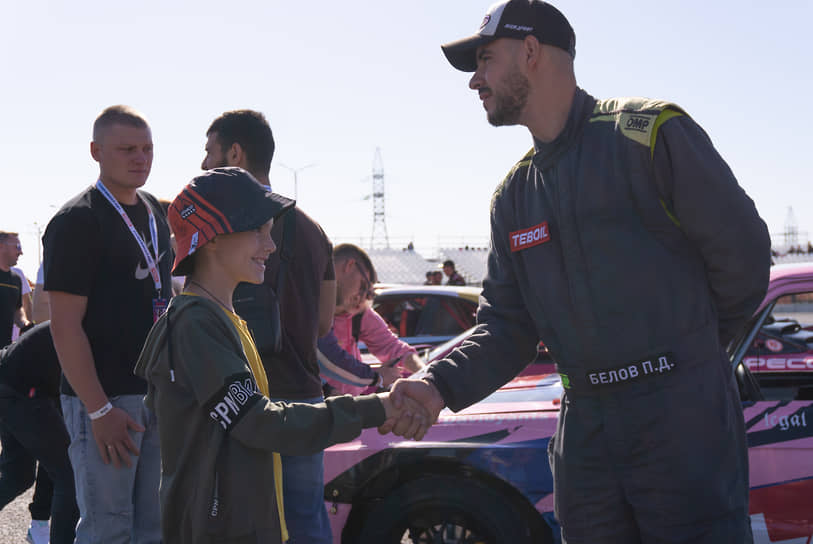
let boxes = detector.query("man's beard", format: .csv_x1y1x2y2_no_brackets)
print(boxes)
487,69,530,127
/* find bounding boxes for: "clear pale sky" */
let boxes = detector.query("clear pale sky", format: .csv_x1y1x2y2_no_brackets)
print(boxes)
2,0,811,279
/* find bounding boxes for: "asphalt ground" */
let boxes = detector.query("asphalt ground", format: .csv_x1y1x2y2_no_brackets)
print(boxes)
0,478,35,543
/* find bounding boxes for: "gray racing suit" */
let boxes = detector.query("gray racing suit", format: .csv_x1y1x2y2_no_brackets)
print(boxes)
424,87,770,543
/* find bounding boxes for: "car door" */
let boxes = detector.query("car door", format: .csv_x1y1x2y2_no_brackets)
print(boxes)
732,290,813,543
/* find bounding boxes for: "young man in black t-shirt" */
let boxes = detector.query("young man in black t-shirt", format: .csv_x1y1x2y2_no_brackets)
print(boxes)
0,323,78,544
43,105,172,543
0,231,32,348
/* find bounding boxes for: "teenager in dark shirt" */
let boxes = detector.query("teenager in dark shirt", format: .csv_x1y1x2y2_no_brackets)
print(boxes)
0,323,78,544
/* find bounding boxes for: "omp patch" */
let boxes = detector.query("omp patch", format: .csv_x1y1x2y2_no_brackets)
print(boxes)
206,373,261,432
510,222,550,252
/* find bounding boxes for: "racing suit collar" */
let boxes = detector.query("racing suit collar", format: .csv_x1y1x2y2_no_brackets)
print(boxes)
532,87,595,170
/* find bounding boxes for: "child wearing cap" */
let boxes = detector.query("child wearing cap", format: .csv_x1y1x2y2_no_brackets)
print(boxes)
134,167,423,544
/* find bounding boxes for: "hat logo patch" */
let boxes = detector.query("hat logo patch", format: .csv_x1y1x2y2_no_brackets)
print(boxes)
180,204,196,219
188,231,199,256
479,14,491,30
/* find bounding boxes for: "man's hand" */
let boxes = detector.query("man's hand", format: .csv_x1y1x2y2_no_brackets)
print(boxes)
378,378,444,440
377,391,431,440
91,406,145,469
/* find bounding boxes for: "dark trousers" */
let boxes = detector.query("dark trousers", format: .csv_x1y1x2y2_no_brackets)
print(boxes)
0,388,78,544
0,424,54,519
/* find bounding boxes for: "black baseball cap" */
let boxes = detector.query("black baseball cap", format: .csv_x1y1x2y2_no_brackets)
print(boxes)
441,0,575,72
168,167,295,276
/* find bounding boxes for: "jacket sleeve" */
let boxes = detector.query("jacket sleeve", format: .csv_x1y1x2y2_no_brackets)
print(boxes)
425,182,540,412
316,328,377,386
233,394,385,456
173,304,385,456
360,308,416,366
652,115,771,345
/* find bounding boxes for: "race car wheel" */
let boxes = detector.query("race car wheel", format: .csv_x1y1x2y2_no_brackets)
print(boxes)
354,475,550,544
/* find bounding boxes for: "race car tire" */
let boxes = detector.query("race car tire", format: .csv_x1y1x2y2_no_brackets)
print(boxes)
353,475,551,544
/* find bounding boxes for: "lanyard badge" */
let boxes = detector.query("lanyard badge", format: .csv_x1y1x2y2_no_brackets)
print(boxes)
152,297,169,323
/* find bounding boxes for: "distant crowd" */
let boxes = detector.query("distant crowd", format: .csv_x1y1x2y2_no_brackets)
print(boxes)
424,260,466,286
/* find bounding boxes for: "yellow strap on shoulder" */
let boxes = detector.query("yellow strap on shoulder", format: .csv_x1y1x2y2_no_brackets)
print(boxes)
649,108,683,159
649,108,684,228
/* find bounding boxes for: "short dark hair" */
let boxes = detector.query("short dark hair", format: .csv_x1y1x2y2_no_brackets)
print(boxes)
93,105,149,143
443,259,455,269
0,231,19,243
334,243,377,283
206,110,274,178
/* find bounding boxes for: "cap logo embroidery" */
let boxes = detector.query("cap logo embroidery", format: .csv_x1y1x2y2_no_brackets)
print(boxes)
188,231,199,256
505,24,533,32
479,14,491,30
180,204,196,219
510,222,550,252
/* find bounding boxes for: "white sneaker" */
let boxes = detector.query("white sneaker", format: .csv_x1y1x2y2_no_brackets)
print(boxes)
26,519,49,544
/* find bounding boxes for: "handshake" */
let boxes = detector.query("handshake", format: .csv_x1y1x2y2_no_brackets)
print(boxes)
375,378,446,440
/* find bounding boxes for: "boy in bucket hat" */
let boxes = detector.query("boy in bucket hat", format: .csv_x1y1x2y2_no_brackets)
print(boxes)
383,1,769,543
135,167,426,544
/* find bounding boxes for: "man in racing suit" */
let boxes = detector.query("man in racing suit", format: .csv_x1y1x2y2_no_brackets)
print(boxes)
382,1,771,542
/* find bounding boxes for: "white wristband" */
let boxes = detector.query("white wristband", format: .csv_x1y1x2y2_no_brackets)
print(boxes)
88,402,113,420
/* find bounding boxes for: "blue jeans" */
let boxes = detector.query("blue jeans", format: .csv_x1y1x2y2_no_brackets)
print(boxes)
62,394,161,544
270,396,331,544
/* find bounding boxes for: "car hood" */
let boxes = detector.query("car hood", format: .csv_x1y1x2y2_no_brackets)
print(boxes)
438,367,563,420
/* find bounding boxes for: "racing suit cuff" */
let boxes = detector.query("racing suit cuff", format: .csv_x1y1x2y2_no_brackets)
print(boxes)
423,370,454,411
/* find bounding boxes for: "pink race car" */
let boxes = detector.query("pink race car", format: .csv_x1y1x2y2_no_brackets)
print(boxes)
324,263,813,544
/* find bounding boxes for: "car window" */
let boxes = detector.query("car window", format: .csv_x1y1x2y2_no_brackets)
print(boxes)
746,291,813,401
414,296,477,336
770,291,813,324
374,295,421,337
374,295,477,338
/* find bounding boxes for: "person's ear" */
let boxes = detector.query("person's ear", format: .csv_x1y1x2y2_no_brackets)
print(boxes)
90,141,101,162
228,143,246,168
523,35,542,69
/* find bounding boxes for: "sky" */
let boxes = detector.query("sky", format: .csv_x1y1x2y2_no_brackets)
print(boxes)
1,0,811,280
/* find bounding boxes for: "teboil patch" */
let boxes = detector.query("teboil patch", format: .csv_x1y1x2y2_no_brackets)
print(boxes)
509,221,550,252
205,372,261,432
581,352,676,390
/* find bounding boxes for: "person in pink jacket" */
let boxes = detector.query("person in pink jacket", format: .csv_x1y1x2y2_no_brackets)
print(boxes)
320,244,424,396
